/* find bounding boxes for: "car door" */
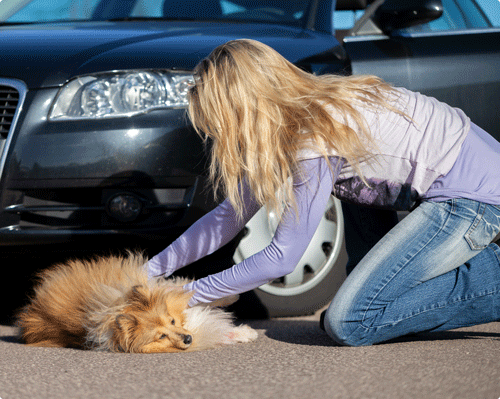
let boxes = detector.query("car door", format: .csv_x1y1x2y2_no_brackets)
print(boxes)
341,0,500,141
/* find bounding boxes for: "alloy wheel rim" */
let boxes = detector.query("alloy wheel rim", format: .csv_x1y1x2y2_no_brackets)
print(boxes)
233,196,344,296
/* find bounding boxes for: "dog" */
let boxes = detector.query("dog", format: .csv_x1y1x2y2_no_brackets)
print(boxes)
16,252,258,353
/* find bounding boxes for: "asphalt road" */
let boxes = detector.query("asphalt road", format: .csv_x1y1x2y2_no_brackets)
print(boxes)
1,311,499,399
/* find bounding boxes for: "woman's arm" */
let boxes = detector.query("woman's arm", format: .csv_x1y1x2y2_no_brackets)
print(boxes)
146,180,261,278
183,157,338,306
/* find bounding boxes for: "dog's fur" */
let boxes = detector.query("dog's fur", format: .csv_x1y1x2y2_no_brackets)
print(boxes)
16,252,257,353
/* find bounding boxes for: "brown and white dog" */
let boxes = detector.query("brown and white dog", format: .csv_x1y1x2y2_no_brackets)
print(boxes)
16,252,257,353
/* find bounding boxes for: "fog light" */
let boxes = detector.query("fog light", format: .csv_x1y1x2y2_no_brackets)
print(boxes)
106,193,143,222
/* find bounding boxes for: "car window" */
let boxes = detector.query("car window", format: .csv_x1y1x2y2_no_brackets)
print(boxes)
333,10,364,30
333,0,500,34
130,0,163,18
403,0,500,33
2,0,311,27
476,0,500,26
6,0,101,22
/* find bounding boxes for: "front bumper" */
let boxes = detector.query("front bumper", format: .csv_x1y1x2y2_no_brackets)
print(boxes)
0,81,213,247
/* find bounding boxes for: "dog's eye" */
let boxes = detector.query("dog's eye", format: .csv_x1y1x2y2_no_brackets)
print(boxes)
171,319,175,325
159,334,168,340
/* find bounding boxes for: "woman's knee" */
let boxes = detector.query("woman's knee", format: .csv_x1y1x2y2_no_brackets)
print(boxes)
323,305,372,347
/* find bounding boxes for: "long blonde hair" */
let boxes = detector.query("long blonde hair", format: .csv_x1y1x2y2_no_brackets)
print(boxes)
188,39,398,219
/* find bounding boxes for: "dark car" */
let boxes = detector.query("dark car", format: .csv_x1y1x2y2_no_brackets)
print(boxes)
1,0,499,318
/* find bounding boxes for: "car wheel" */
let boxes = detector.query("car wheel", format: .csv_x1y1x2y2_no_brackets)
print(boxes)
233,195,347,317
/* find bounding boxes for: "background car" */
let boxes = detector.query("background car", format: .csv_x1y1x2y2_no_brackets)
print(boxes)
1,0,499,322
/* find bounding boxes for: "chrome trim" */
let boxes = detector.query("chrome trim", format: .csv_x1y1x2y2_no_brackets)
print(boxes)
3,203,187,214
397,27,500,38
343,28,500,42
0,78,27,182
343,34,388,42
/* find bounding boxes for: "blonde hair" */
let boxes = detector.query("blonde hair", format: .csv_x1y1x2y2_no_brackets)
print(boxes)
188,39,399,219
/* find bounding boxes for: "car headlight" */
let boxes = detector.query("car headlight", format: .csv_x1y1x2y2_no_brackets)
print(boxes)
49,70,194,120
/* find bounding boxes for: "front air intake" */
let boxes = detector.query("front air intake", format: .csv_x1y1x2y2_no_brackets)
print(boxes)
0,85,20,138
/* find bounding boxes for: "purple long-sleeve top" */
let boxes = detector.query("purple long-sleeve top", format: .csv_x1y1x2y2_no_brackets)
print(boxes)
147,157,339,306
146,89,500,306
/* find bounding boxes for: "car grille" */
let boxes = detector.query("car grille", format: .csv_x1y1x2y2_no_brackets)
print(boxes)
0,79,26,181
0,85,19,138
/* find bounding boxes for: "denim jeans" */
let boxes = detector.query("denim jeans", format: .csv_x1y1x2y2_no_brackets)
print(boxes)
325,199,500,346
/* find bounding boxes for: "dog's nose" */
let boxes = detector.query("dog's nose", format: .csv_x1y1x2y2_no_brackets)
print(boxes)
182,334,192,345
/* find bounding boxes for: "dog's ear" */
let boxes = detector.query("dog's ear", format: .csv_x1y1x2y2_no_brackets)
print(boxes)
127,285,150,308
115,313,137,330
112,314,138,352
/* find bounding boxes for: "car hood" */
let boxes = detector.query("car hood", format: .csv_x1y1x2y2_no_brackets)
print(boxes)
0,21,336,88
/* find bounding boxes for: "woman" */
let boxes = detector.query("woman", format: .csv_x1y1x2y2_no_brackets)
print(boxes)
147,39,500,346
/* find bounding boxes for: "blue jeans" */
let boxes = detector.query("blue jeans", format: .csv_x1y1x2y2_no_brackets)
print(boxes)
325,199,500,346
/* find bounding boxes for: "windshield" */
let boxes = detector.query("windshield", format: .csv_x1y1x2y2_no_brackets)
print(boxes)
0,0,311,27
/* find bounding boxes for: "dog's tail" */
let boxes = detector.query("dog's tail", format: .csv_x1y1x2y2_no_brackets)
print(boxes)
16,301,87,348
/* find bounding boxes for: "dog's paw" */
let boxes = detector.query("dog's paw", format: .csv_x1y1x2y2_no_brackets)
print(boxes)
222,324,258,344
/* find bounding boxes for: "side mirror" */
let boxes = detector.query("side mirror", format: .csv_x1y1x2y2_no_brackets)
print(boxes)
373,0,443,32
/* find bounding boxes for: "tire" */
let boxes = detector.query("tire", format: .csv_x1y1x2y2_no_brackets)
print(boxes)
233,195,347,317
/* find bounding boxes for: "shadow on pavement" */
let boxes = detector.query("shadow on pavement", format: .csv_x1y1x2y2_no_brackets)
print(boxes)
247,319,500,347
388,329,500,344
0,333,20,344
248,319,338,347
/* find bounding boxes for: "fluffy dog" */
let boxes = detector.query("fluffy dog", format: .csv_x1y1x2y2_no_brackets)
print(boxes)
16,252,258,353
